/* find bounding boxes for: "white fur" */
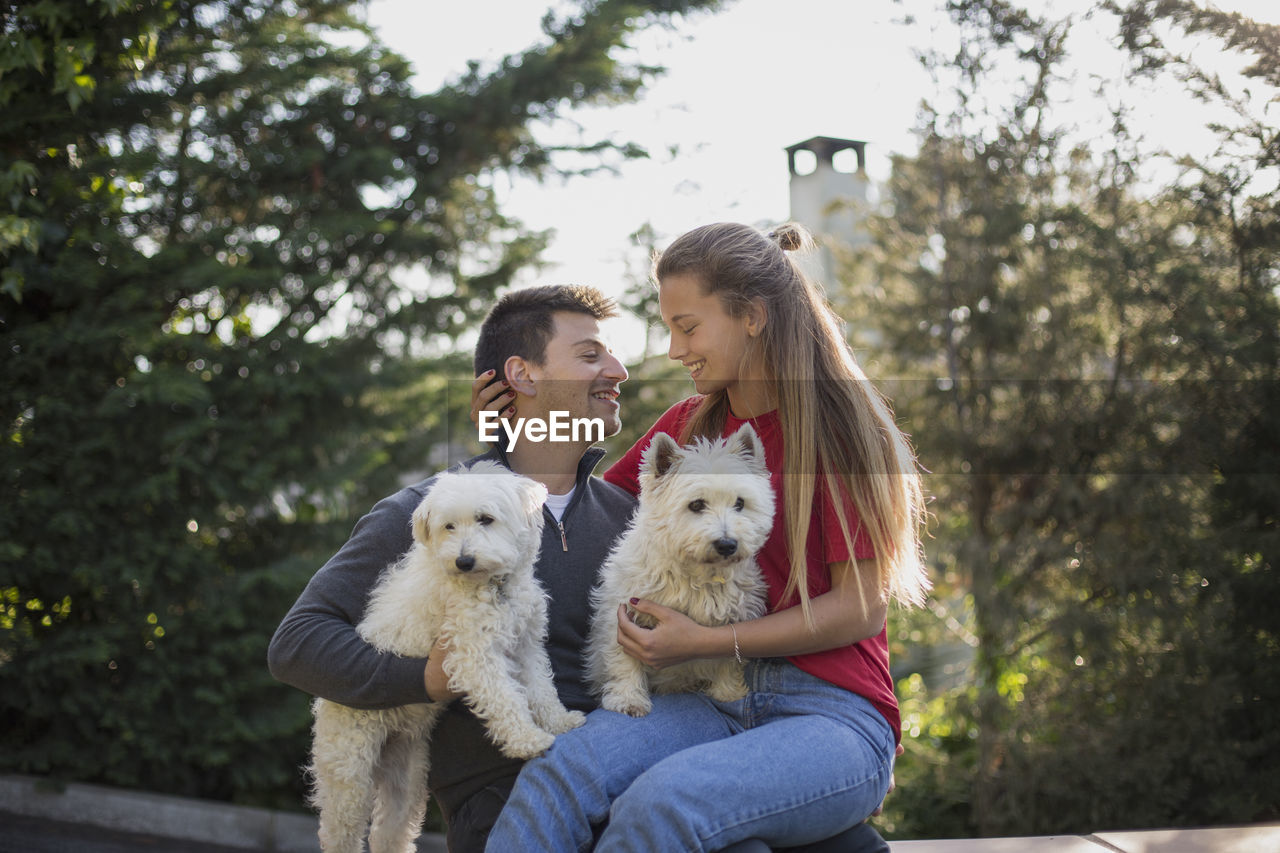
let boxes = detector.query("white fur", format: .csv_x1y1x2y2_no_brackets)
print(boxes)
586,423,776,717
307,461,586,853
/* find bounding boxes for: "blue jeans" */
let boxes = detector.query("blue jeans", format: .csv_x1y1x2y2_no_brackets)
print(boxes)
484,658,895,853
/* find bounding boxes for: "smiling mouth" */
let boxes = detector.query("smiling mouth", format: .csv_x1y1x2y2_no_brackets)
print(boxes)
684,359,706,378
591,389,619,403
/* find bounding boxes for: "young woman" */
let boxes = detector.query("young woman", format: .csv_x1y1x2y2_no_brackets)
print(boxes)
481,222,929,852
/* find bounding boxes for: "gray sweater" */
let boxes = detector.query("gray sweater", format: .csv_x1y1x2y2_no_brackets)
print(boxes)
267,446,636,817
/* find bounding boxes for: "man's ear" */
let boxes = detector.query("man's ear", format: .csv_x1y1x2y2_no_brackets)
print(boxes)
745,298,768,338
504,355,537,396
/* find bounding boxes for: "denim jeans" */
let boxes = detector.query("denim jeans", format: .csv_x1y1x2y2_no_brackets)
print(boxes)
484,658,896,853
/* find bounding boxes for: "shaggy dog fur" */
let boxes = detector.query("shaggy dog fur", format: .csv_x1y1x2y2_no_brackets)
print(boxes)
307,461,586,853
587,423,776,717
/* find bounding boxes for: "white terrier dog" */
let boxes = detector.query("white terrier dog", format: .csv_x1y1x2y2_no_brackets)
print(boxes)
307,461,586,853
586,423,776,717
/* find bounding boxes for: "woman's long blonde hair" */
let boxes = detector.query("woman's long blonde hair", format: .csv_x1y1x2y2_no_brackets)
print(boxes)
659,222,929,626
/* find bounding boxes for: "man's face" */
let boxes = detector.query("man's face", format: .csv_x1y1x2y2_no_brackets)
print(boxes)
524,311,627,438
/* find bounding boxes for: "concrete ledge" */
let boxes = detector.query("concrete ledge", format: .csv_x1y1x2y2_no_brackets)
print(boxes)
892,837,1105,851
1089,824,1280,853
0,774,446,852
890,823,1280,852
4,774,1275,852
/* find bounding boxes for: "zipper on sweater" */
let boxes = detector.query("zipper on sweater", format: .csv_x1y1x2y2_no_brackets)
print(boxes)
556,520,568,551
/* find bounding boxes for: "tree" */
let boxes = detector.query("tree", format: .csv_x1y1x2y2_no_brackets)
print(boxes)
1,0,721,807
1104,0,1280,822
852,0,1279,837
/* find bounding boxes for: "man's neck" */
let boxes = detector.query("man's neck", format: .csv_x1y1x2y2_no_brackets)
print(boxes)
505,440,590,496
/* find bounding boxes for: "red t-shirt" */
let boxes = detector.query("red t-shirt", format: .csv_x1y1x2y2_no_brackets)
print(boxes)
604,396,900,740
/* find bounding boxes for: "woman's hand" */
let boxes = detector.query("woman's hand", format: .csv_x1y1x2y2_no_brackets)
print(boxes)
615,560,886,670
616,599,717,670
468,369,514,426
870,742,905,817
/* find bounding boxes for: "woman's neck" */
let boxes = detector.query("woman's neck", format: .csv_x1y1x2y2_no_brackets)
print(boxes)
726,372,777,419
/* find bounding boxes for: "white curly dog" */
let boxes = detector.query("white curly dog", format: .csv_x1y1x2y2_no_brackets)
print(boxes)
587,423,776,717
307,461,586,853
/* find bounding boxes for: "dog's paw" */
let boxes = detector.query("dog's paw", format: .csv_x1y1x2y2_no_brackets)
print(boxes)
602,689,652,718
545,709,587,734
498,728,556,760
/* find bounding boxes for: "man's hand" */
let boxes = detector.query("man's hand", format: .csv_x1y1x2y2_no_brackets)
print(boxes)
424,635,462,703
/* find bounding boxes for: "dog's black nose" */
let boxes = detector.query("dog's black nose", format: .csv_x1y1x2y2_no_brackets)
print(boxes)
713,537,738,557
455,554,476,572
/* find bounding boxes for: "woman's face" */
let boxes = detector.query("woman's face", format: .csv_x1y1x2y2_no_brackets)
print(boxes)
659,272,762,402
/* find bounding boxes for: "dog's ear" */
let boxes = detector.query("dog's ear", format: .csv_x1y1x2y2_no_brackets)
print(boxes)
642,432,682,481
411,499,431,545
518,476,549,523
727,423,767,474
504,474,546,555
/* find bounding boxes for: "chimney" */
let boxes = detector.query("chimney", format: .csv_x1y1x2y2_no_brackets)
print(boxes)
785,136,869,285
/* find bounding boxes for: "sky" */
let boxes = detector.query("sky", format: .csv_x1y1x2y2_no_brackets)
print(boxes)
363,0,1278,360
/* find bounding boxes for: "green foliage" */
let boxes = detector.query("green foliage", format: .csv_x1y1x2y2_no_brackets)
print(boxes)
855,0,1280,838
879,674,981,840
1,0,721,808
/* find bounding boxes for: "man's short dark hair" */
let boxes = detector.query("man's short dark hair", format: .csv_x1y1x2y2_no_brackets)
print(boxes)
474,284,618,377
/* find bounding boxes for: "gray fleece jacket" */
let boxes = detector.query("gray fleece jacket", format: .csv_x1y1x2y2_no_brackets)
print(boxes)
267,445,636,818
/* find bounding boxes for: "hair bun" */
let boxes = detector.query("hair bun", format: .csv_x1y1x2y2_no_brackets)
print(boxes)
767,222,813,253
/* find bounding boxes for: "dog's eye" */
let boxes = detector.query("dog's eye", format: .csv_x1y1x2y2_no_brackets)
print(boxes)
477,514,494,526
444,523,455,531
688,499,707,513
733,497,745,511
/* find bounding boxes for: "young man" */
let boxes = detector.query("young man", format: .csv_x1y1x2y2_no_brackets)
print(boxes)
268,284,635,852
